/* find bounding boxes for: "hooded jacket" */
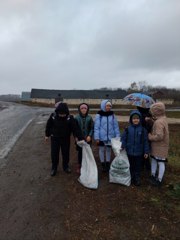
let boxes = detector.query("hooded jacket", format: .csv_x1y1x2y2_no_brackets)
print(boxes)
75,103,94,139
148,102,169,159
121,110,150,156
94,100,120,142
55,102,69,115
45,103,82,139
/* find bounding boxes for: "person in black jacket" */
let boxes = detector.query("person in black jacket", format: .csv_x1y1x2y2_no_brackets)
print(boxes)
137,106,153,172
45,102,83,176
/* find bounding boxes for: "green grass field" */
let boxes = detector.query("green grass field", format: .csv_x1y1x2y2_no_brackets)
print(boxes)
166,111,180,118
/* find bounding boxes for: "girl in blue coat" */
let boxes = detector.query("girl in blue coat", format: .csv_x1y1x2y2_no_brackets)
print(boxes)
94,100,120,172
121,110,150,186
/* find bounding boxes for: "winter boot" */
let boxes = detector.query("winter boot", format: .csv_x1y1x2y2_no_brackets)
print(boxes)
51,168,57,176
149,175,157,185
134,178,141,186
106,162,110,172
76,164,81,174
153,179,162,187
101,162,106,172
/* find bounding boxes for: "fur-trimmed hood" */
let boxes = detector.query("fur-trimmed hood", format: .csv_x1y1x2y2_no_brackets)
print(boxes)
150,102,165,118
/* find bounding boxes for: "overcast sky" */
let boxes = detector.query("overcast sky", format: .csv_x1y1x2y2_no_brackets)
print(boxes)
0,0,180,94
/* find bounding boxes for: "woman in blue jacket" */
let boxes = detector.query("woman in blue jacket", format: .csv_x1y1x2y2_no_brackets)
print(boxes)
94,100,120,172
121,110,150,186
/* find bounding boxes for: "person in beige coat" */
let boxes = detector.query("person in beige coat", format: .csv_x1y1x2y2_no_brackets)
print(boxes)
148,102,169,186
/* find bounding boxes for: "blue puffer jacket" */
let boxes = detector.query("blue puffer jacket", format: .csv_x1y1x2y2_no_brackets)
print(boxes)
121,110,150,156
94,100,120,142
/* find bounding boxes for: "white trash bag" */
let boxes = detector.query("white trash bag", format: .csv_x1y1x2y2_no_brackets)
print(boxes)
109,138,131,186
111,137,121,156
77,141,98,189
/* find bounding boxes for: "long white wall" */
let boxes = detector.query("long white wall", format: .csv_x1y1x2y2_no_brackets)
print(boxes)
31,98,127,105
31,98,174,105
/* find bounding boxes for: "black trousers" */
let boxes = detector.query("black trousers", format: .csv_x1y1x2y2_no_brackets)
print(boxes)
128,155,143,182
51,136,70,171
76,142,91,165
78,146,82,165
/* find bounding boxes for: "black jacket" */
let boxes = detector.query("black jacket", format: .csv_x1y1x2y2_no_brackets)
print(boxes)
45,113,83,139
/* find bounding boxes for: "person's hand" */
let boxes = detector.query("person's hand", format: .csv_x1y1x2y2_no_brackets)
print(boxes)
145,117,151,122
144,154,149,159
77,140,85,145
96,140,100,146
148,133,152,140
86,136,91,143
44,136,49,142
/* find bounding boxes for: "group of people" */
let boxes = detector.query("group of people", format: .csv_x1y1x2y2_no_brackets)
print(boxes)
45,99,169,187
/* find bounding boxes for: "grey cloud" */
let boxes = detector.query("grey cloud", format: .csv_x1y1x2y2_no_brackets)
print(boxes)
0,0,180,94
92,0,180,70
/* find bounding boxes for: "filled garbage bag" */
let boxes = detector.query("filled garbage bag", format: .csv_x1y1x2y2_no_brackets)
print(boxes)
109,138,131,186
77,141,98,189
111,137,121,156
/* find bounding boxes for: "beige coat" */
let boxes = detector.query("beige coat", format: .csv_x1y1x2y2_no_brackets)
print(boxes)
148,102,169,159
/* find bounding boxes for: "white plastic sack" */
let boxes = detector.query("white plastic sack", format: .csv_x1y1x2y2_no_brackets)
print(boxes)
111,137,121,156
109,138,131,186
77,141,98,189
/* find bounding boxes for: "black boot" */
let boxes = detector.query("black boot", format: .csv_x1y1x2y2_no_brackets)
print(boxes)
134,178,141,186
149,175,157,185
64,167,71,174
51,168,57,176
101,162,106,172
106,162,110,172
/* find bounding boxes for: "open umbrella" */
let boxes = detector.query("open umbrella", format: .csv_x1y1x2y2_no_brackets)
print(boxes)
123,93,155,108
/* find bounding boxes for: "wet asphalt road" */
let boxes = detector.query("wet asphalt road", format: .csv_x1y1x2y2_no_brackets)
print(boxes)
0,102,52,159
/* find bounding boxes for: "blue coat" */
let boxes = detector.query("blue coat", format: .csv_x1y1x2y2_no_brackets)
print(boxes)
94,100,120,142
121,110,150,156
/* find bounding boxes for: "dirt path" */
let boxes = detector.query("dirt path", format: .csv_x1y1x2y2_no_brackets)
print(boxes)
0,114,179,240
